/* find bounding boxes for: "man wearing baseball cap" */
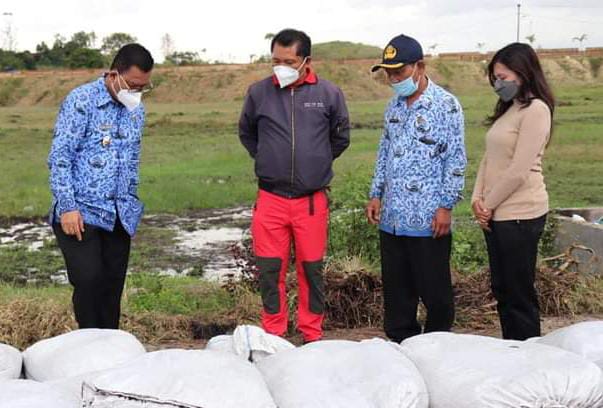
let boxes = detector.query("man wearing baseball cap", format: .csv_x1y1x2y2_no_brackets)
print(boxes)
366,34,466,342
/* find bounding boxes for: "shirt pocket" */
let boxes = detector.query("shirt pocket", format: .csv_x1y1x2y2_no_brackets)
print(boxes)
385,116,402,141
415,124,449,163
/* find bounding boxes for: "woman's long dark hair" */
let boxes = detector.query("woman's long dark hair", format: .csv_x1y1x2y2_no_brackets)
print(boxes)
486,43,555,133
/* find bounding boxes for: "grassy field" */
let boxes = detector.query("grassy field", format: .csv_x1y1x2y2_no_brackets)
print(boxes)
0,63,602,346
1,80,601,276
0,83,601,217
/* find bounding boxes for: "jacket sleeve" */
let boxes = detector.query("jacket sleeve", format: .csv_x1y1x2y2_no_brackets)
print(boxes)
369,117,390,199
439,99,467,209
238,88,258,158
47,91,88,216
128,105,145,197
329,87,351,159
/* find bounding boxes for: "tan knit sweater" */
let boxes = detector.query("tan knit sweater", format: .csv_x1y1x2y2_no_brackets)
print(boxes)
471,98,551,221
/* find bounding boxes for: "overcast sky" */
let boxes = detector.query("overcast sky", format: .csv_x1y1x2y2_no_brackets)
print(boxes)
2,0,602,63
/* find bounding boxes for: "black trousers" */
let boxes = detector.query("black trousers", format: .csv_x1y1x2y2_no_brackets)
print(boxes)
53,220,131,329
484,214,546,340
379,231,454,343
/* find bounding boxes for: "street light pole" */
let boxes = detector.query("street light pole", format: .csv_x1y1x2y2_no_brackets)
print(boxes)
516,3,521,42
2,11,15,51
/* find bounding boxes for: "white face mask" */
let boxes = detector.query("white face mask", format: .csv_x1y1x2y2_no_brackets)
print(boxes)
117,90,142,112
112,74,142,112
273,57,307,88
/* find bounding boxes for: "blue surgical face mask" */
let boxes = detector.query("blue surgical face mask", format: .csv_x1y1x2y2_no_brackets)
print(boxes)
391,65,418,97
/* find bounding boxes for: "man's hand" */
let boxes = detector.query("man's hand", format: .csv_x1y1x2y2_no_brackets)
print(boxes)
431,208,452,238
471,199,492,231
365,198,381,225
60,210,85,241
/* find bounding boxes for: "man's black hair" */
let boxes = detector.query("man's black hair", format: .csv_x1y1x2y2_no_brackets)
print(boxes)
110,43,154,73
270,29,311,58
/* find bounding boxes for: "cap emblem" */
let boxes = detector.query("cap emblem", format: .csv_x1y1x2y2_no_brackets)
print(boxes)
384,45,397,60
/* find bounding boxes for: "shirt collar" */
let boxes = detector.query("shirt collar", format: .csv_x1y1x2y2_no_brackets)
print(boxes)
396,77,435,110
414,78,436,109
95,76,116,108
272,67,318,88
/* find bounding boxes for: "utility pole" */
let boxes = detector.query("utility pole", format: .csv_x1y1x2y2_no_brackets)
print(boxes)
2,11,15,51
516,3,521,42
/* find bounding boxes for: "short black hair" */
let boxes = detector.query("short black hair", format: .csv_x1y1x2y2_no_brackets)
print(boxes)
110,43,154,73
271,29,311,58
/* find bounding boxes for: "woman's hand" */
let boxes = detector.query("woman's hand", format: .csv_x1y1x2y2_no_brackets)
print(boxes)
472,199,492,231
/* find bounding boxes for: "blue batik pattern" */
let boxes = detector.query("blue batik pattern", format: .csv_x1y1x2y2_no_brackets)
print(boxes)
48,77,145,236
369,80,467,237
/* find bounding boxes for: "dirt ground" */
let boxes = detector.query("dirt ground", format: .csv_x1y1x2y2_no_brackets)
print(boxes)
145,314,603,351
289,314,603,345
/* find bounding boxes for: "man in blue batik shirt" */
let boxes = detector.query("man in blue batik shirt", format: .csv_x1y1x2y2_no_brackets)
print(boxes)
366,34,466,343
48,44,154,329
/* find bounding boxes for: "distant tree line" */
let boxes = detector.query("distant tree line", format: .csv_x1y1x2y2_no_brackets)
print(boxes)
0,31,136,71
0,31,209,71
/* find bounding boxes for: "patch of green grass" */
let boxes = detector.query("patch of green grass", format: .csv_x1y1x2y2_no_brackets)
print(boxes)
588,57,603,78
0,281,70,302
0,240,64,284
0,272,237,318
450,219,489,273
125,273,235,316
433,60,454,82
313,41,382,61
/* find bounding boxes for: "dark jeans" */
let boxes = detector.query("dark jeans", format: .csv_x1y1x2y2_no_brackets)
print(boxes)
53,221,131,329
484,214,547,340
379,231,454,343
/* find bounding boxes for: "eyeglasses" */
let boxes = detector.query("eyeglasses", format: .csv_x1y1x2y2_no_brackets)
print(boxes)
126,81,154,94
119,74,154,94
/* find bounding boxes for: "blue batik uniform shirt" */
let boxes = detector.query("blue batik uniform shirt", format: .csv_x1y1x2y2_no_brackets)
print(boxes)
369,79,467,237
48,77,145,236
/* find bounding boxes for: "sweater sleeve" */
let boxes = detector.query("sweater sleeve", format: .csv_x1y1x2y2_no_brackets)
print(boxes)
471,155,487,203
483,101,551,210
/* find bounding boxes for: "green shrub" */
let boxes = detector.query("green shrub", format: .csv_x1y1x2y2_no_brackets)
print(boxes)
588,57,603,78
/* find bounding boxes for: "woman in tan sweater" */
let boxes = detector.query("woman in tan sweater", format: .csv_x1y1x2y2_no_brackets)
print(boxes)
471,43,555,340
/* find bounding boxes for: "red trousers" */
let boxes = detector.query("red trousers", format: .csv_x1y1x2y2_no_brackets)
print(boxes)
251,189,329,342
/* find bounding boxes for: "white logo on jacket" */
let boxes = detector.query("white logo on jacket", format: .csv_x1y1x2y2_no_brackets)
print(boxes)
303,102,325,108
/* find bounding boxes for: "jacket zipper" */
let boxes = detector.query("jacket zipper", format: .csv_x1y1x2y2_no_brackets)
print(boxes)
290,88,296,188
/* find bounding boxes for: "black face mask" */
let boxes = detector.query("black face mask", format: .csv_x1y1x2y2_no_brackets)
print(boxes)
494,79,519,102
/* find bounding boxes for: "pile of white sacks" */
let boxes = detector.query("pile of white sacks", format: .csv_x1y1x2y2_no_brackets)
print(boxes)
2,322,603,407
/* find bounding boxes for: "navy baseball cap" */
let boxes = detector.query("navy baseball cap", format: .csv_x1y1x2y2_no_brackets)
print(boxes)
371,34,424,72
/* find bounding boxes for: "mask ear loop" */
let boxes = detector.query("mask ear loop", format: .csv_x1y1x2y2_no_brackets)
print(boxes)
409,63,418,84
108,72,120,97
117,73,133,93
297,57,308,73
